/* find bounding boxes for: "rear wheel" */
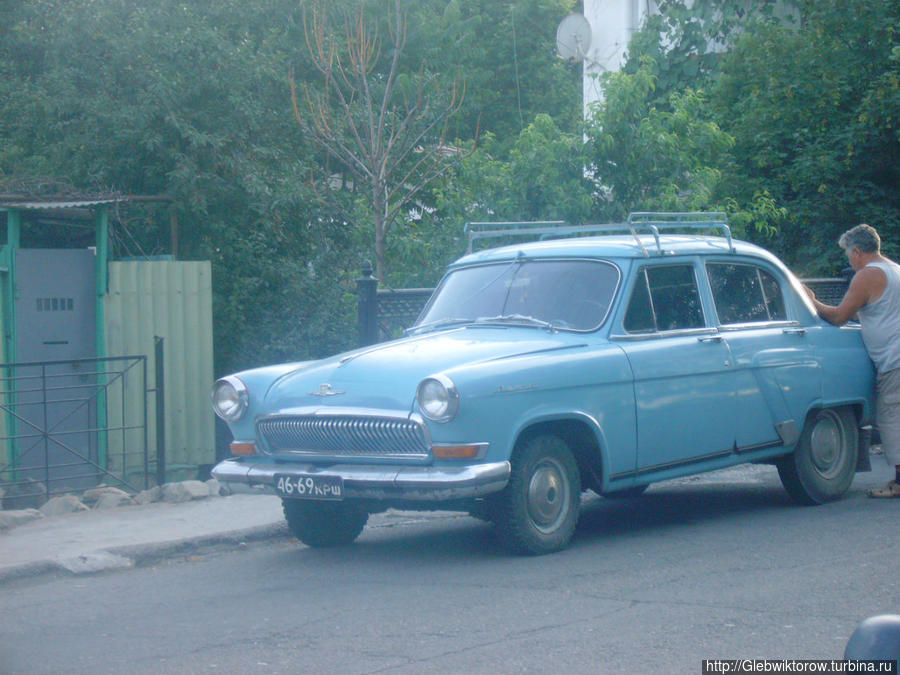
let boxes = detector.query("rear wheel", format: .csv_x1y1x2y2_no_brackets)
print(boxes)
776,407,858,505
282,499,369,547
493,435,581,555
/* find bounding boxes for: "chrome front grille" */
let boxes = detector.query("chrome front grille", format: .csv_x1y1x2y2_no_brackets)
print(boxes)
258,414,430,460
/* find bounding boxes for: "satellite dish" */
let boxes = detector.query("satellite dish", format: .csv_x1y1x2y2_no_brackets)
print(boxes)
556,14,592,61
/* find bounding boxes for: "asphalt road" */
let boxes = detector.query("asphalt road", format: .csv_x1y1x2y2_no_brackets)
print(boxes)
1,461,898,674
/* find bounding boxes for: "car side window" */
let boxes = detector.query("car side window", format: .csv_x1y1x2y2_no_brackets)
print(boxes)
707,263,787,324
624,264,705,333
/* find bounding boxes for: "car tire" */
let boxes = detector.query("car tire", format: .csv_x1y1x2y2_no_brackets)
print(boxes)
493,435,581,555
776,407,858,505
282,499,369,547
603,484,649,499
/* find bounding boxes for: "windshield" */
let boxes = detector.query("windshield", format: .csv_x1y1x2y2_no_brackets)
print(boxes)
413,259,620,333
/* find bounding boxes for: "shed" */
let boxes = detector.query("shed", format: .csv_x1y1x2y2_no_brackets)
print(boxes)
0,198,214,501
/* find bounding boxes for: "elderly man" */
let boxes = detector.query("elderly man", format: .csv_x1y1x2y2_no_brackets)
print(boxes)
807,224,900,498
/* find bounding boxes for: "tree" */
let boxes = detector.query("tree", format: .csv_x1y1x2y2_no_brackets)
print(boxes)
293,0,465,284
585,61,730,213
435,115,593,226
614,0,900,270
711,0,900,270
0,0,365,373
410,0,582,147
624,0,798,110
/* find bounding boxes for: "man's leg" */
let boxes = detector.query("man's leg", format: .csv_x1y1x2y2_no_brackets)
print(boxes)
869,368,900,498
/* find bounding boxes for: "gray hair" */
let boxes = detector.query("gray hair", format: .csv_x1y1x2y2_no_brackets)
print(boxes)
838,224,881,254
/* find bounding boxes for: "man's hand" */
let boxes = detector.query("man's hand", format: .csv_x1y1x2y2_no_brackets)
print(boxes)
812,266,885,326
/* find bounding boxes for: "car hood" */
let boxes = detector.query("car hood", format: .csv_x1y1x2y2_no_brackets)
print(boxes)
262,328,589,413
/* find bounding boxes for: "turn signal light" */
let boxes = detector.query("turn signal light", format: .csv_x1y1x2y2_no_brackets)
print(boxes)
230,442,257,456
432,444,482,459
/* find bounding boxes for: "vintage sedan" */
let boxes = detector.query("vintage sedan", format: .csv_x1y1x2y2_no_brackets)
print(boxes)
211,214,875,554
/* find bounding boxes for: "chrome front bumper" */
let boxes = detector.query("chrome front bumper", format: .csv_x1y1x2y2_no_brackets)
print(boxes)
211,458,511,501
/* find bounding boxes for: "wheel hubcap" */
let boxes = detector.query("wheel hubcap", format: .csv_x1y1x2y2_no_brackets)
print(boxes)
809,411,844,478
526,458,569,533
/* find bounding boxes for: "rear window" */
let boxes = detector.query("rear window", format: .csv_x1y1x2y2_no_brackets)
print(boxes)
707,263,787,324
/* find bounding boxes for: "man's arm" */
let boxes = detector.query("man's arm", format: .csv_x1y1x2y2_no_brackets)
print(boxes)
807,267,882,326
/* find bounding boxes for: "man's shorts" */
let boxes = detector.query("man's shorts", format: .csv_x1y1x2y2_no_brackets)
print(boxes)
877,367,900,466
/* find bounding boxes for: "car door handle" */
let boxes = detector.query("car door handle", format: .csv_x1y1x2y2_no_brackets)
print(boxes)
697,335,723,343
783,327,807,336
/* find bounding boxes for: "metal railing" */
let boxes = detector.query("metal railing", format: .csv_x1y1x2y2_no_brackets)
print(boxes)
357,262,434,346
0,355,155,508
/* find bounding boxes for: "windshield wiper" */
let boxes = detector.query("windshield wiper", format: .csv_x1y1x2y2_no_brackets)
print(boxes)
474,314,559,332
406,317,474,335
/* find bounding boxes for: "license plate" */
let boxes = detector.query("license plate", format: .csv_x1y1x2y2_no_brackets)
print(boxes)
275,473,344,501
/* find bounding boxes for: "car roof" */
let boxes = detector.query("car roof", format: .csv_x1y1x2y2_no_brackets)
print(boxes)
451,234,781,268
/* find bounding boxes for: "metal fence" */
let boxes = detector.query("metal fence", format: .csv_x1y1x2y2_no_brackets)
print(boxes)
0,354,158,509
356,263,434,345
357,272,850,346
803,278,851,306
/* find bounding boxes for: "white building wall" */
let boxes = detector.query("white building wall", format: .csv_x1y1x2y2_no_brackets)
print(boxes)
582,0,656,114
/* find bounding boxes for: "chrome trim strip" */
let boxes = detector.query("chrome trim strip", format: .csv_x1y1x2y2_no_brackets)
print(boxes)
734,439,784,455
211,459,511,501
609,440,787,481
610,448,734,480
717,321,800,331
610,327,720,342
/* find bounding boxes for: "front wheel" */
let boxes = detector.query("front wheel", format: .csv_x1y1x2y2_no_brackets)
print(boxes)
776,407,858,505
493,435,581,555
282,499,369,548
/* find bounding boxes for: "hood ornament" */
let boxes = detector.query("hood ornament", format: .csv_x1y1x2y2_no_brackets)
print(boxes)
309,383,345,397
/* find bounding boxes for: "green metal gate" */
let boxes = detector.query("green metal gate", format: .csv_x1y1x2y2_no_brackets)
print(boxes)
0,355,152,507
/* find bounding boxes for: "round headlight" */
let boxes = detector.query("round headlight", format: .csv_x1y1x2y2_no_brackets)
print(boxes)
211,376,249,422
416,375,459,423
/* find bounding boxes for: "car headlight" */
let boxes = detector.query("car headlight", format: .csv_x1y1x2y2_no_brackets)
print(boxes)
416,374,459,423
211,376,249,422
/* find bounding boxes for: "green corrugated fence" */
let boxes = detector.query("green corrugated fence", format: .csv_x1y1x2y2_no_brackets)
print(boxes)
104,260,215,482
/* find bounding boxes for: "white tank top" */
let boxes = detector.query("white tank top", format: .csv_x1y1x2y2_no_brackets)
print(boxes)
858,261,900,374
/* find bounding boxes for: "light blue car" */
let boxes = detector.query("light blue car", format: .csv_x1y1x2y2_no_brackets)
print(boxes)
211,214,875,554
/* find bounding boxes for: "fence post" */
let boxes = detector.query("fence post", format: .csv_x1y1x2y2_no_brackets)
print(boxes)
154,336,166,486
357,261,378,347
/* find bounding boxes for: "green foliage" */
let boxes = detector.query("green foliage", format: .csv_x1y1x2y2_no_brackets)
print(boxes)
625,0,793,108
711,0,900,271
410,0,582,146
614,0,899,272
585,60,742,221
504,114,594,222
422,114,594,259
0,0,352,374
202,217,362,372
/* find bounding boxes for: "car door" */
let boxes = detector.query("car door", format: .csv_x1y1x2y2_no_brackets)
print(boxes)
614,262,738,477
705,260,821,452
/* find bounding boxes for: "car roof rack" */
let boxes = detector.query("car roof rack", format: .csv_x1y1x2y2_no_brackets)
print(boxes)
628,212,734,255
464,211,733,256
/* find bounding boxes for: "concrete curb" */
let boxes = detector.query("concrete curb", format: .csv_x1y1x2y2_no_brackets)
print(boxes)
0,521,291,586
0,510,466,587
